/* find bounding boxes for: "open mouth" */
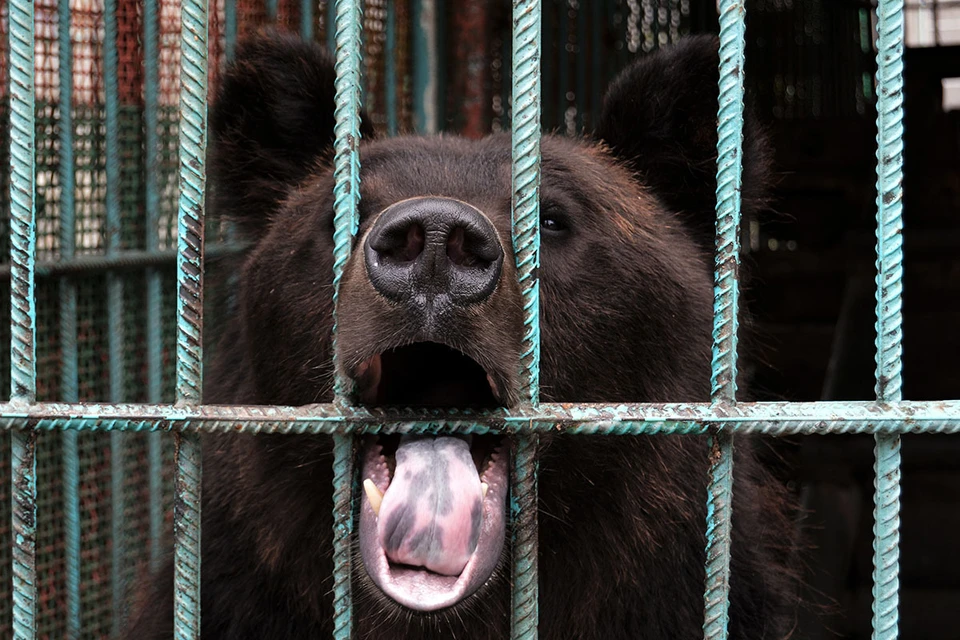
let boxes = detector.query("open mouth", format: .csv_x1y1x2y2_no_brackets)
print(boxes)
353,341,502,407
353,342,509,612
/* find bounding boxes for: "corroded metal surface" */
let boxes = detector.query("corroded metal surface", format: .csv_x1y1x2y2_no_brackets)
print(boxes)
330,0,366,636
8,0,37,636
511,435,539,639
174,0,208,637
510,0,543,636
0,400,956,435
703,0,747,635
871,0,906,635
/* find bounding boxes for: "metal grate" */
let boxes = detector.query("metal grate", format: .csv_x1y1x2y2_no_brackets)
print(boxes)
0,0,955,639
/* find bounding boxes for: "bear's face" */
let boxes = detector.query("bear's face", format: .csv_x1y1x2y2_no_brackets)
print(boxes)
208,30,771,617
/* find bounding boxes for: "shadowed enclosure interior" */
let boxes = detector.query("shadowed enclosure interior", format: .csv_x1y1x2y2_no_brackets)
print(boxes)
0,0,957,638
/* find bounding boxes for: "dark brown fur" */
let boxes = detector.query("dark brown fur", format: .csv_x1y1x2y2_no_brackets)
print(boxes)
124,31,797,639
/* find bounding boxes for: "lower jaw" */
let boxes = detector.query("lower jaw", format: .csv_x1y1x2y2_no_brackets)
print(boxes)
357,436,510,612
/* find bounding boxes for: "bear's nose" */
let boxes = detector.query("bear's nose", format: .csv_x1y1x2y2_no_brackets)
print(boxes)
364,197,503,305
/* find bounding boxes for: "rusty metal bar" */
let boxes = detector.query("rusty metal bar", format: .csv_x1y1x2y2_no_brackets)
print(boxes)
0,400,955,435
174,0,209,637
8,0,38,636
871,0,906,636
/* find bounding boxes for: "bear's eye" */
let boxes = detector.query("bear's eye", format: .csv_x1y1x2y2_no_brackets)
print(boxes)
540,209,570,234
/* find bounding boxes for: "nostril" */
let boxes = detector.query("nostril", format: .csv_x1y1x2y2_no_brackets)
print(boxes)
396,224,425,262
373,223,425,264
446,227,470,267
447,226,499,269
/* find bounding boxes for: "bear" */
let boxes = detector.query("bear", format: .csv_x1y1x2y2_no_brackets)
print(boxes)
124,30,796,640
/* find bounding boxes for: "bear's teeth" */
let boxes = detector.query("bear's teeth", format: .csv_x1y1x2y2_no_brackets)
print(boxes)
481,482,489,500
363,478,383,517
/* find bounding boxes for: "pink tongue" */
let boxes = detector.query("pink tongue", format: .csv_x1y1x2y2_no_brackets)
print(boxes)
377,436,483,576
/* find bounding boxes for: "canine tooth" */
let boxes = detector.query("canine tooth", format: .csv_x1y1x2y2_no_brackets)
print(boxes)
481,482,489,500
363,479,383,517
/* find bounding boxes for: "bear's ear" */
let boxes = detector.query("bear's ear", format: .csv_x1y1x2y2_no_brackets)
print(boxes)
209,29,375,238
595,35,772,247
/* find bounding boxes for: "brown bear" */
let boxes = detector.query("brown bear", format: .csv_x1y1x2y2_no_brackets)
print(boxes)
125,30,796,640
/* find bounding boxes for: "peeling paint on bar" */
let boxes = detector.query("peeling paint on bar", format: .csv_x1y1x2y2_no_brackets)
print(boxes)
0,400,955,434
871,0,906,636
8,0,38,636
703,0,748,634
174,0,208,637
330,0,366,636
510,0,543,636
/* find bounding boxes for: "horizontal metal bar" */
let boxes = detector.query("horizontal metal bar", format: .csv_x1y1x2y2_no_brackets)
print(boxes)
0,243,241,279
0,400,955,434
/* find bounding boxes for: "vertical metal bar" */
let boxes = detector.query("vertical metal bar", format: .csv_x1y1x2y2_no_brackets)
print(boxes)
225,0,238,62
871,0,904,636
301,0,314,41
590,0,602,129
104,1,129,632
558,1,568,132
510,0,542,638
143,0,165,576
175,0,208,637
331,0,365,637
327,1,337,57
703,0,746,636
575,0,586,133
512,1,542,408
385,0,398,136
266,0,279,21
58,0,81,636
412,0,439,133
9,0,38,636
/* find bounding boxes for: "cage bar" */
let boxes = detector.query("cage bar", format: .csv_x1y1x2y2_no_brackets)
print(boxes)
301,0,314,40
103,0,130,631
702,0,747,635
871,0,906,635
330,0,366,636
143,0,166,575
226,0,238,61
0,399,957,434
509,0,543,637
386,0,398,136
8,0,38,636
413,0,439,133
57,0,82,636
174,0,209,636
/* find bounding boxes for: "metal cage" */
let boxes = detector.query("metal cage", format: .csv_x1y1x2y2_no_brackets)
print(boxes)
3,0,955,638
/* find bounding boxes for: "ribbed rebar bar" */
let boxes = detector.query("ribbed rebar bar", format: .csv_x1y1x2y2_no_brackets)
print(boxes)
511,0,542,407
174,0,208,637
330,1,365,637
510,435,539,639
703,0,747,636
9,0,38,636
871,0,905,636
510,1,542,637
0,400,955,435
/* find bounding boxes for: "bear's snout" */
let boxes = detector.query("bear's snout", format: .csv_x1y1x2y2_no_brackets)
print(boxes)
363,197,504,306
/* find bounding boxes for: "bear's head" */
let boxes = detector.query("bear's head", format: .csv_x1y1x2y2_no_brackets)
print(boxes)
208,30,772,618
